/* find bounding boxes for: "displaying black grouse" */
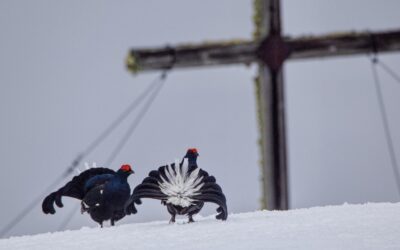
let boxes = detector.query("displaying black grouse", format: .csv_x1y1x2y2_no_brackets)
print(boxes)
42,164,134,227
125,148,227,223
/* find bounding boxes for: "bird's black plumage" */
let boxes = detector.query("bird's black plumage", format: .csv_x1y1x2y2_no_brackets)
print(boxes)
42,164,135,227
125,149,228,223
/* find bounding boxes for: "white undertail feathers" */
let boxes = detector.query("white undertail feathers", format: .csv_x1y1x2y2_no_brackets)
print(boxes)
158,159,204,207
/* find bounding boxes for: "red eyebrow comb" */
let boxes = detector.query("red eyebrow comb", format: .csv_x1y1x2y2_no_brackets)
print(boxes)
188,148,198,154
120,164,132,172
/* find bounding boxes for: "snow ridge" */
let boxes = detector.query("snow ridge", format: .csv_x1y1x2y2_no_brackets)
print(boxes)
1,203,400,250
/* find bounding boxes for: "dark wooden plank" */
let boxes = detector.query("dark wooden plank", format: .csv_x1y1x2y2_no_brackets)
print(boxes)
126,40,257,72
126,29,400,72
288,30,400,60
258,0,289,211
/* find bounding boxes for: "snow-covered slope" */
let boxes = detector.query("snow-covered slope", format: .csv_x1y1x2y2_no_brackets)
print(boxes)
1,203,399,250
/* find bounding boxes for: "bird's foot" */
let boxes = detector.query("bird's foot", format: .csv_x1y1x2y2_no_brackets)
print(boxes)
169,216,176,224
188,216,195,223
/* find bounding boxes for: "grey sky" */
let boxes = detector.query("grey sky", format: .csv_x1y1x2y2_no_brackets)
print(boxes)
0,0,399,238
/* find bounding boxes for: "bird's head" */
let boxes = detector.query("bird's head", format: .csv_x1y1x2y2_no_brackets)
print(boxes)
184,148,199,159
118,164,134,176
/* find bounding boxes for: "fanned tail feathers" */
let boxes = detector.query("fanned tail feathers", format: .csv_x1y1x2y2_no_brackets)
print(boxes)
158,159,204,207
125,159,228,220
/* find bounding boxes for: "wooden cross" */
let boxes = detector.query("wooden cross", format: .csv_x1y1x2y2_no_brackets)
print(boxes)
125,0,400,210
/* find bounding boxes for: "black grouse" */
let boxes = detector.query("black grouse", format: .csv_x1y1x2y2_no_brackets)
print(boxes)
125,148,227,223
42,164,134,227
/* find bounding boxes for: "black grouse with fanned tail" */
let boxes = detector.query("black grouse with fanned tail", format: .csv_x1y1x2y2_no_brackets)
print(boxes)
125,148,228,223
42,164,135,227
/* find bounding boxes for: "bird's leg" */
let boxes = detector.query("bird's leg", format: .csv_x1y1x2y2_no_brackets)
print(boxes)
187,203,201,223
111,219,115,226
100,222,103,228
169,214,176,224
167,204,176,224
188,215,195,223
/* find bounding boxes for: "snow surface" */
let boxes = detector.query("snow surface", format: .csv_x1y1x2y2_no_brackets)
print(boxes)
1,203,399,250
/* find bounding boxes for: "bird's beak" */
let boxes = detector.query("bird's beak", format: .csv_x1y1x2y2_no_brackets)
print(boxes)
130,170,135,174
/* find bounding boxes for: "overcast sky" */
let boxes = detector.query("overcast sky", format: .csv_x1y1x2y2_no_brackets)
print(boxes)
0,0,399,238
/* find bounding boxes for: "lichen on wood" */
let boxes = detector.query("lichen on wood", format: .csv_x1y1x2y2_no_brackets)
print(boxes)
253,74,267,209
178,39,252,49
253,0,263,40
126,53,140,73
253,0,267,209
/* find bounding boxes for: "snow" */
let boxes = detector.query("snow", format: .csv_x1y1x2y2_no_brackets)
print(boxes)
1,203,400,250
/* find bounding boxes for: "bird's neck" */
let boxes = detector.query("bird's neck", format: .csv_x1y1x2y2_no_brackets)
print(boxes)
114,172,129,183
187,157,197,167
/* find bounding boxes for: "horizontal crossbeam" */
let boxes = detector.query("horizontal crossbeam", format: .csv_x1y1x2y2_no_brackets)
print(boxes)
126,29,400,72
126,40,257,72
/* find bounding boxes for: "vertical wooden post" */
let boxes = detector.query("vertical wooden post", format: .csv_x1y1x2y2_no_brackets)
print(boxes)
258,0,289,210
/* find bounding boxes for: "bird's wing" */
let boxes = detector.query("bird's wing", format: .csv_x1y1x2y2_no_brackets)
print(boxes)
84,174,115,193
124,166,170,215
192,175,228,220
42,167,115,214
81,183,106,207
125,162,228,220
